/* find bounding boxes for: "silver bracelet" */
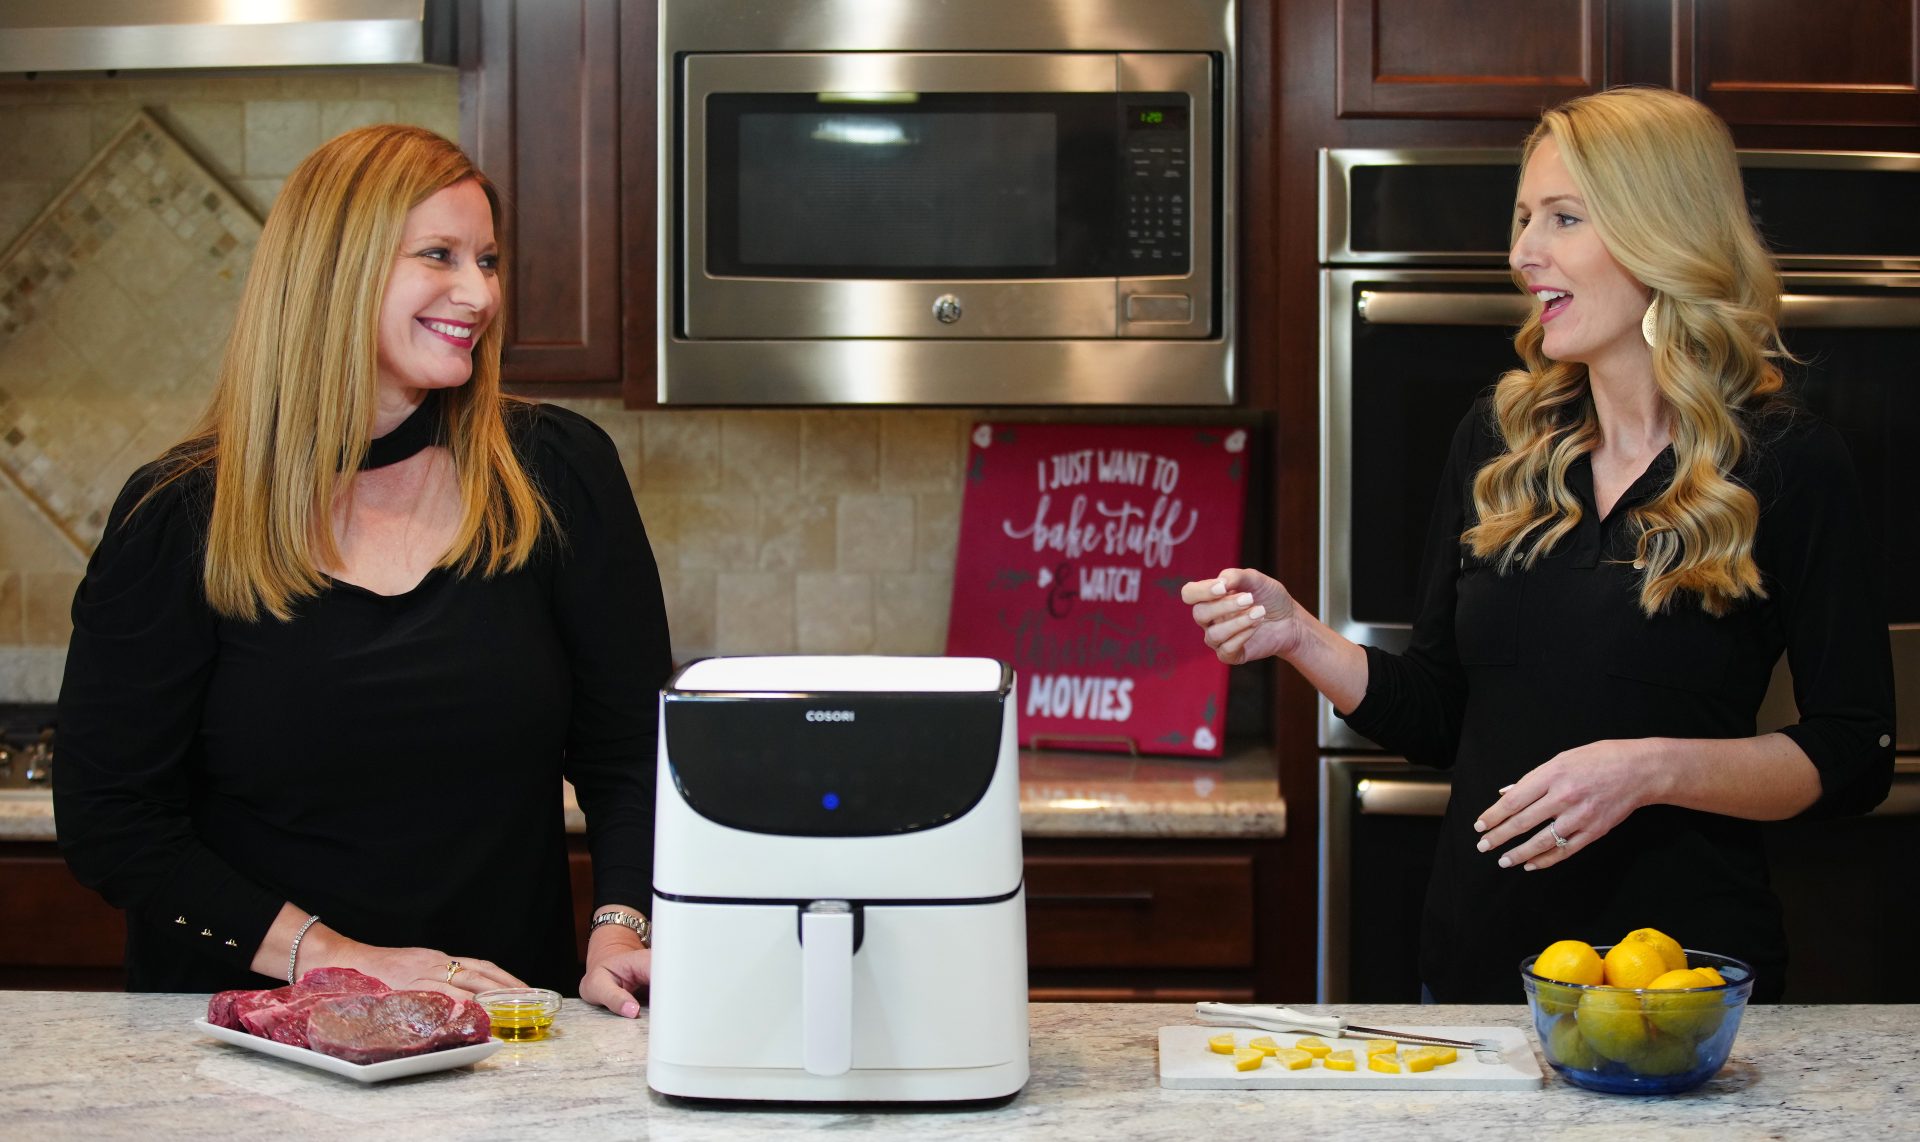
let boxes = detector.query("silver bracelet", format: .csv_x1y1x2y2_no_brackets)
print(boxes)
287,914,321,985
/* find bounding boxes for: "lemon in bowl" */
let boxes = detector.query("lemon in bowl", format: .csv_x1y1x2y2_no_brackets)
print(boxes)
1520,947,1753,1094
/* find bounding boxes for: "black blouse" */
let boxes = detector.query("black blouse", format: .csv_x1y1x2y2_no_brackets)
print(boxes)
53,402,672,995
1344,398,1896,1003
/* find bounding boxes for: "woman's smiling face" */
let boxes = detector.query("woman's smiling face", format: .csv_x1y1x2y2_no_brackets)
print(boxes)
1509,137,1652,376
375,179,500,399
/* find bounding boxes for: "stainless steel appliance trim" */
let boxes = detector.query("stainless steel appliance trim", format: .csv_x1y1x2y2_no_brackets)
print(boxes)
679,52,1213,341
663,0,1236,53
1355,776,1452,816
656,338,1234,405
0,0,450,73
1322,146,1920,271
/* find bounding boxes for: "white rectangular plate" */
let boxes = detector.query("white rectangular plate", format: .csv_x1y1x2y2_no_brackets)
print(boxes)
192,1019,503,1083
1158,1025,1543,1091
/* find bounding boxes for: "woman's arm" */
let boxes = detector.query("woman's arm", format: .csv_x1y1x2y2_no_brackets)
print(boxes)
532,407,673,1016
1181,570,1370,713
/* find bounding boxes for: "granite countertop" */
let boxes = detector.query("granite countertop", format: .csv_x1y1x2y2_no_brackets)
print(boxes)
4,993,1911,1138
0,746,1284,844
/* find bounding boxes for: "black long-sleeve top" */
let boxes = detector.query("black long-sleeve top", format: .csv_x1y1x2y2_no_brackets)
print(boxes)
53,402,672,995
1344,397,1896,1003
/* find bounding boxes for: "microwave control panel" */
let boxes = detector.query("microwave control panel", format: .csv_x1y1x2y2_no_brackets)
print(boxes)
1122,100,1190,274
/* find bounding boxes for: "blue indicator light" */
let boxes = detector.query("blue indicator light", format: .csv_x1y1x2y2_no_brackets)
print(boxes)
821,792,841,810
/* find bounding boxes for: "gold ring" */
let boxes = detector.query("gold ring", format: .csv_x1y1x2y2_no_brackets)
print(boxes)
443,960,463,982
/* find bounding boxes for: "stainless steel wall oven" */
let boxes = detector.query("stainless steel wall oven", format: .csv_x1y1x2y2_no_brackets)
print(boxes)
658,0,1237,406
1316,147,1920,1003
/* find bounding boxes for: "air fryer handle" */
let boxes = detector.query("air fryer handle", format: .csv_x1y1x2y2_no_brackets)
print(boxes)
801,901,854,1077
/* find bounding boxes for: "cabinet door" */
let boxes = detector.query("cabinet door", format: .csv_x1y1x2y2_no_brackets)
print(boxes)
1679,0,1920,129
1336,0,1607,119
462,0,623,384
1025,854,1256,970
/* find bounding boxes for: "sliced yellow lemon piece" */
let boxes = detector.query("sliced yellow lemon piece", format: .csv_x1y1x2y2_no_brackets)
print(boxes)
1246,1035,1280,1056
1294,1036,1332,1058
1367,1052,1402,1074
1232,1047,1266,1071
1364,1039,1397,1056
1405,1051,1438,1073
1207,1033,1237,1055
1323,1049,1357,1071
1274,1048,1314,1070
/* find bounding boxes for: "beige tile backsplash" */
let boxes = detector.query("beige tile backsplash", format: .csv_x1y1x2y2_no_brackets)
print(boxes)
0,74,969,699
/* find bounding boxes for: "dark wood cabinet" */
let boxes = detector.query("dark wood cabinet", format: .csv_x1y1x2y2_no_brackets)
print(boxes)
461,0,624,387
1337,0,1607,120
1679,0,1920,130
0,842,125,990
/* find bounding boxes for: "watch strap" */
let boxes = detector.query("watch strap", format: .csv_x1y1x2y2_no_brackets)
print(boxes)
590,909,651,946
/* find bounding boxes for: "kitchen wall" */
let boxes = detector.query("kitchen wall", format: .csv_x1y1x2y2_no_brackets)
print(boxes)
0,73,984,697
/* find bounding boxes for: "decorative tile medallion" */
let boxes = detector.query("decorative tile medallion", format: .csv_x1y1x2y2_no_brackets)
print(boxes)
0,110,260,554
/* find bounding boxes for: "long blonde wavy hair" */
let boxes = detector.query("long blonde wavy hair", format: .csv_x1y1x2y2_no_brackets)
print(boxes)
1464,87,1787,616
153,125,549,621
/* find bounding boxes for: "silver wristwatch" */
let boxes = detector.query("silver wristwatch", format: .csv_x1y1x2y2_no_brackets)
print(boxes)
590,909,651,947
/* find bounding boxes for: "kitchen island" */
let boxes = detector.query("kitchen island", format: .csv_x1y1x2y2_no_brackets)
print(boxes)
5,993,1910,1139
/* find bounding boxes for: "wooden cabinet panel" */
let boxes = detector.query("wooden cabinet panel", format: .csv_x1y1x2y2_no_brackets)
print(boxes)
462,0,623,383
0,842,126,990
1024,854,1255,970
1337,0,1606,119
1680,0,1920,128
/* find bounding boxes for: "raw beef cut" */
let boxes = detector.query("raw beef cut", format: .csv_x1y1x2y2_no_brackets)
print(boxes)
305,991,492,1064
207,967,389,1039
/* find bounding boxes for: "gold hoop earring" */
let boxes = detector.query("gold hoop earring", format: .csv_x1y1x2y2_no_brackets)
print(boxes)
1641,298,1659,348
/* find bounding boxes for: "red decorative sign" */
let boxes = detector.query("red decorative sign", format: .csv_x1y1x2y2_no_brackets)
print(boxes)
945,423,1250,757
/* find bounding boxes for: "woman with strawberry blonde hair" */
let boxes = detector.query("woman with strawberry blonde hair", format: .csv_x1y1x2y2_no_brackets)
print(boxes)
1186,88,1894,1001
55,125,671,1019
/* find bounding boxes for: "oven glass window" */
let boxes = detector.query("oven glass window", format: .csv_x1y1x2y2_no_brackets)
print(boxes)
705,93,1129,279
1347,288,1522,625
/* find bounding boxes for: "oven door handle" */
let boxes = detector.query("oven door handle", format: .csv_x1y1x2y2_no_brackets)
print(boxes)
1356,290,1529,327
1779,294,1920,328
1354,777,1451,817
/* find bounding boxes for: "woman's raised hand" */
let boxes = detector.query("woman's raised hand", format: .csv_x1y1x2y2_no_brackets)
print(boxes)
1181,567,1299,665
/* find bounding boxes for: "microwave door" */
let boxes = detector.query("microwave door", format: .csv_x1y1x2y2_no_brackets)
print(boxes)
677,52,1214,341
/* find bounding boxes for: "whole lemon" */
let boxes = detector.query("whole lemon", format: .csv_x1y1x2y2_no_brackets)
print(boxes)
1631,1032,1698,1076
1575,988,1651,1062
1533,940,1605,985
1603,939,1670,989
1644,968,1726,1041
1620,928,1688,974
1546,1013,1600,1070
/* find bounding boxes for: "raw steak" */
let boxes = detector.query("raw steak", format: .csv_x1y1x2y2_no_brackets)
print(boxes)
305,991,492,1064
208,967,389,1039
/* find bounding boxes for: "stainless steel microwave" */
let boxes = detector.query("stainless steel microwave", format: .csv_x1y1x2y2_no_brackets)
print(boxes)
658,0,1237,405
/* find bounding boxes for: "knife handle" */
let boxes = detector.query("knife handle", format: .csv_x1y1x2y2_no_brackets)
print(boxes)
1194,1002,1345,1035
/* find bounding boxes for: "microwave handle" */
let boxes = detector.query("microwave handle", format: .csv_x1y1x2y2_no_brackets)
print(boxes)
1356,289,1920,330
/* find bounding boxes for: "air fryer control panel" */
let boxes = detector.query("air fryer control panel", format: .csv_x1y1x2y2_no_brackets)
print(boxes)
663,691,1006,837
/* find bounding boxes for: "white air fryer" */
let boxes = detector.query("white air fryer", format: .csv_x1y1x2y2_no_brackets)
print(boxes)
647,656,1029,1102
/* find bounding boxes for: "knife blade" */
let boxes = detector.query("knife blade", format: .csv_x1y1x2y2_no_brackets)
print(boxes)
1193,1002,1501,1052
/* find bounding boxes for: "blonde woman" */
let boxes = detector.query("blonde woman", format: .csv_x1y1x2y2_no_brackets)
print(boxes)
1184,88,1894,1001
55,125,670,1019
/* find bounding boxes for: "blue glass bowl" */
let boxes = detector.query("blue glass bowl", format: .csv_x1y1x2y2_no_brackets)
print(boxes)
1520,947,1754,1095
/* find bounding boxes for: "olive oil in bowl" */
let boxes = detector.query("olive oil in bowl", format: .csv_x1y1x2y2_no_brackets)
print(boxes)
476,988,561,1042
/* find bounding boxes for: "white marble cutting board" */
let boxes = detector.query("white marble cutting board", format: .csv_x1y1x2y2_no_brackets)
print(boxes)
1158,1024,1544,1090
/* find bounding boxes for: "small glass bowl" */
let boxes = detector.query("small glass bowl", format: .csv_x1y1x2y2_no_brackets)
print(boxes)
475,987,561,1042
1520,947,1754,1095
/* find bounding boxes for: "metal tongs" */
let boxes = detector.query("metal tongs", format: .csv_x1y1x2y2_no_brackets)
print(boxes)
1194,1002,1501,1052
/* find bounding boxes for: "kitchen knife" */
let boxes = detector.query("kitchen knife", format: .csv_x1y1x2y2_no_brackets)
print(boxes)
1194,1002,1501,1052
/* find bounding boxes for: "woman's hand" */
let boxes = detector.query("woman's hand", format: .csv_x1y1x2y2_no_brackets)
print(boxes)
1180,567,1301,665
273,915,525,998
579,922,651,1019
1472,739,1663,870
